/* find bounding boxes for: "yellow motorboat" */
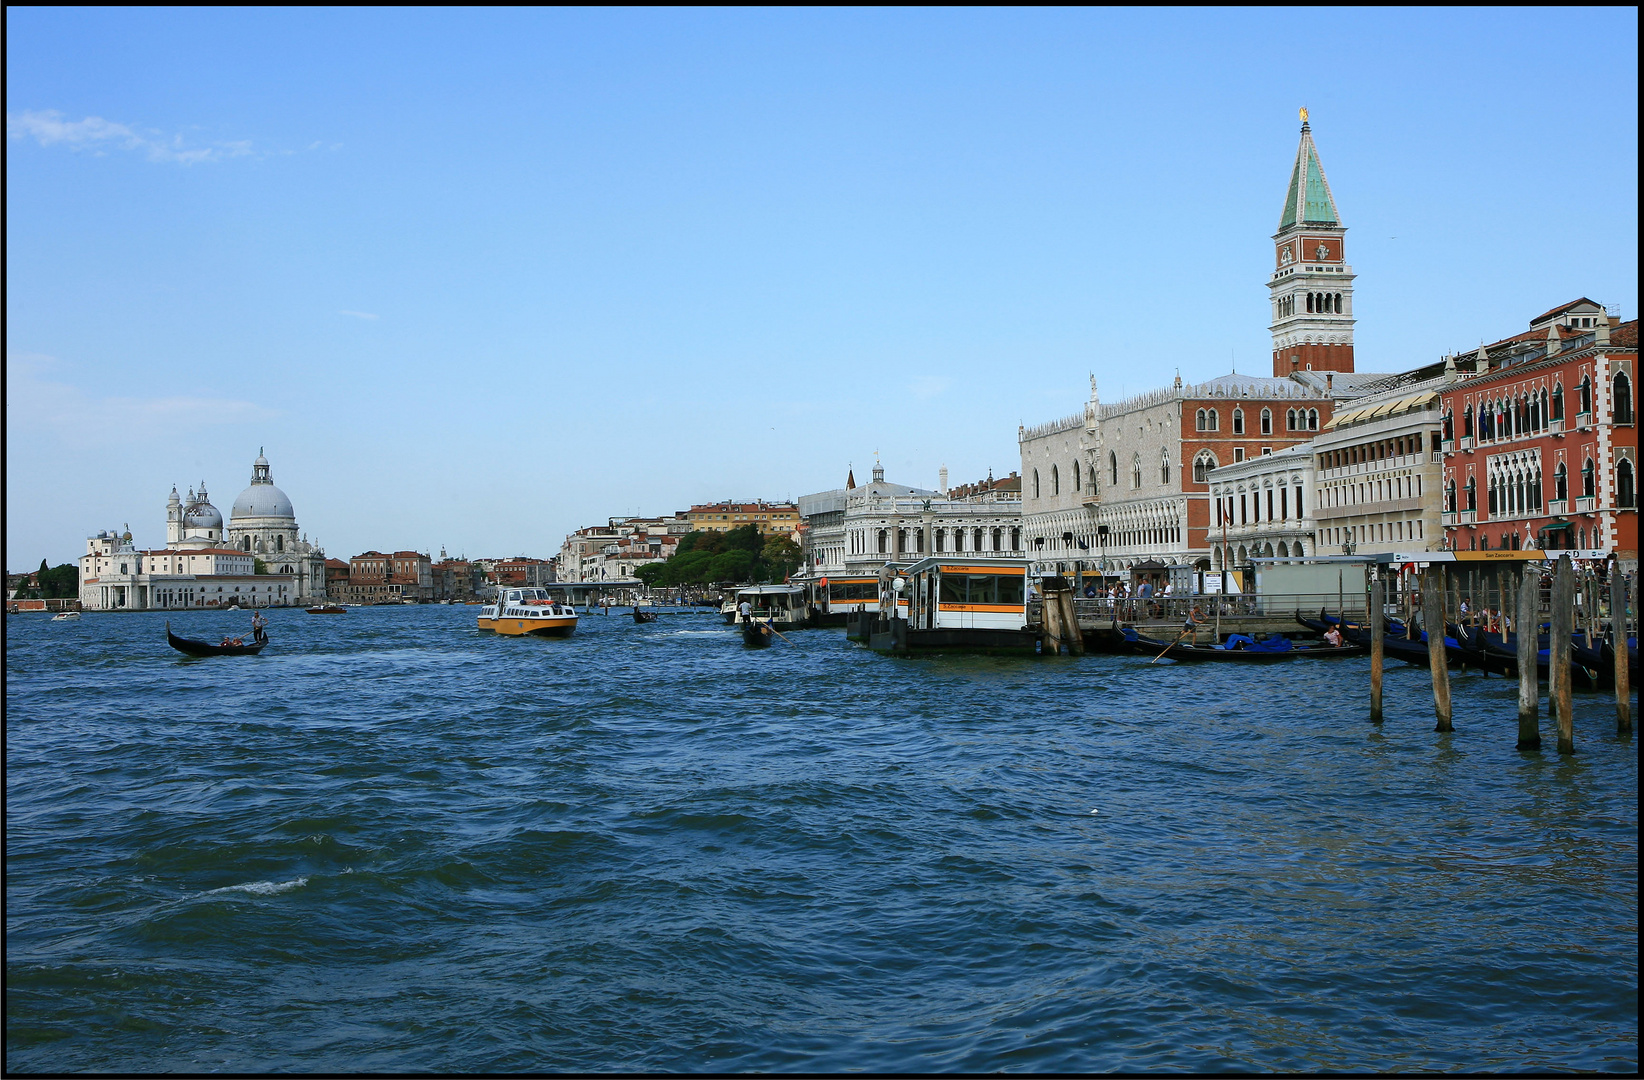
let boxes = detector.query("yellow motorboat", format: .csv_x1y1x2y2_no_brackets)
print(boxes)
478,587,578,637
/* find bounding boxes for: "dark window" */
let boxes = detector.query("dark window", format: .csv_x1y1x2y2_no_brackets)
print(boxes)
1615,373,1634,423
1619,460,1636,508
1582,459,1595,498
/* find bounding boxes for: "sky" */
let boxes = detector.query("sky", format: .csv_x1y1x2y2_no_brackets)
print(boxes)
6,7,1637,569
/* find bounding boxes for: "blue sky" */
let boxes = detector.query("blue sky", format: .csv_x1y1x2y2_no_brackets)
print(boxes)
6,7,1637,568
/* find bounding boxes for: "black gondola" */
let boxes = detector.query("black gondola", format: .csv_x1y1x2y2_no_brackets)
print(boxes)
166,621,267,657
632,607,659,624
741,619,773,648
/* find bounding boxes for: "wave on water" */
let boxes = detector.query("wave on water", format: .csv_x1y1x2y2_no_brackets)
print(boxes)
201,877,309,897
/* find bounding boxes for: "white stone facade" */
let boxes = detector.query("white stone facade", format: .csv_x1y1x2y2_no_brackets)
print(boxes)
798,465,1023,579
1310,378,1448,557
1207,444,1316,568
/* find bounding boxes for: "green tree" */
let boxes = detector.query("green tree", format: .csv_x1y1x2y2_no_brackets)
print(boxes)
760,535,802,582
253,558,269,575
37,563,78,599
635,562,668,587
707,549,753,582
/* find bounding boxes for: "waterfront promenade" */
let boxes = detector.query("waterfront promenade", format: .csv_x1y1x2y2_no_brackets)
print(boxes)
6,606,1637,1072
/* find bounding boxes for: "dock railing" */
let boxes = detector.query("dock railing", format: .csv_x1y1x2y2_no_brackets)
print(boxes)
1031,592,1372,626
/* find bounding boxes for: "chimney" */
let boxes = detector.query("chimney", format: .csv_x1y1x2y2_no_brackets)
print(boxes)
1325,372,1334,395
1546,325,1562,356
938,466,948,495
1595,320,1610,346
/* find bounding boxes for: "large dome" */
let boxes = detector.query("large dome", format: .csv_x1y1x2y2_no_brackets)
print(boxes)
232,483,295,520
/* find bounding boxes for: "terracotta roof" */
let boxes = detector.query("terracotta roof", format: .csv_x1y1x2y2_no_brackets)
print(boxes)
1529,297,1605,328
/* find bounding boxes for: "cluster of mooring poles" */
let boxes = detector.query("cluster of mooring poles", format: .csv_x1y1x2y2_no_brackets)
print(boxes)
1366,555,1634,753
1040,578,1084,656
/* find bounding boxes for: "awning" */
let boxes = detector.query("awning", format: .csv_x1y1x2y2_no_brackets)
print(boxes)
1537,521,1574,533
1402,391,1438,410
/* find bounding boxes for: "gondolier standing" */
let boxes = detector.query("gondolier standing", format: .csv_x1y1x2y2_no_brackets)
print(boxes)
252,611,267,644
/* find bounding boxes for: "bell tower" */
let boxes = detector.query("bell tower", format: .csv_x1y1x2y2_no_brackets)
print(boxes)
1269,109,1355,376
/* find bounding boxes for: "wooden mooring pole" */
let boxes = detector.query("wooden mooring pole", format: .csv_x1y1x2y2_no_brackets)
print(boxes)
1551,555,1575,754
1516,567,1541,750
1369,578,1385,723
1611,566,1631,734
1425,568,1452,731
1042,590,1064,655
1059,589,1084,656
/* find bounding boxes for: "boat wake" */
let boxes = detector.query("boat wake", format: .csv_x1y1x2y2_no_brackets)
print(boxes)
202,876,309,897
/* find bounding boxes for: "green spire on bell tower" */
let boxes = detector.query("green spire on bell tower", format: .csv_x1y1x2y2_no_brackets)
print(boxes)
1279,108,1341,230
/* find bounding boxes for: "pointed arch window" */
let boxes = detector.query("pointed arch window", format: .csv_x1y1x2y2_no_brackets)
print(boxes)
1579,375,1592,415
1232,408,1245,435
1160,450,1171,485
1619,459,1636,508
1072,461,1081,494
1132,452,1142,489
1109,452,1118,487
1033,469,1040,498
1307,408,1319,431
1445,480,1456,513
1614,373,1634,423
1462,405,1474,437
1260,408,1272,435
1051,465,1060,496
1551,383,1564,421
1442,411,1454,441
1554,461,1568,501
1582,458,1595,498
1464,476,1476,511
1192,451,1217,484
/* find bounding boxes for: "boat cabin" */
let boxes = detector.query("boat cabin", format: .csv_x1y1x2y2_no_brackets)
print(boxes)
494,588,577,618
733,584,808,630
868,558,1037,653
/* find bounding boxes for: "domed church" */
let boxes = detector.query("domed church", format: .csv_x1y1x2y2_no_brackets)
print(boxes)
221,450,326,602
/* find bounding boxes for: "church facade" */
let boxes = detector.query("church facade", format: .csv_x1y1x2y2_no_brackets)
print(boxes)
78,451,328,610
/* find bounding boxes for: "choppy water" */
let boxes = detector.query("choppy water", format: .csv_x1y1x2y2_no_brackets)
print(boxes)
6,606,1637,1072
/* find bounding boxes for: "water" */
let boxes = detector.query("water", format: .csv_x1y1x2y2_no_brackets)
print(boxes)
6,606,1637,1072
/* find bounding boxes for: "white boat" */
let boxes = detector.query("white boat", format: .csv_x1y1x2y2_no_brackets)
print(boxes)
731,585,808,631
52,611,82,621
478,587,578,637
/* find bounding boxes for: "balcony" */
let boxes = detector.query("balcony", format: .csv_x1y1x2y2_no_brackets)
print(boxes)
1440,438,1454,453
1575,496,1596,513
1459,510,1477,524
1576,412,1592,431
1459,436,1473,451
1441,511,1458,526
1547,499,1568,516
1548,418,1565,435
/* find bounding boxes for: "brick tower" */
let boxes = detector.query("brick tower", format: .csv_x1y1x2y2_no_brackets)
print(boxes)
1269,109,1355,376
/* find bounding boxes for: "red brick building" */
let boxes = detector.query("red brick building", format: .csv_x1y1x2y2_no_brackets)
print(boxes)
1439,300,1636,566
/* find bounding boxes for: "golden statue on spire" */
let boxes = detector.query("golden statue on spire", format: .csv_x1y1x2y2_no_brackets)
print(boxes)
1300,106,1309,123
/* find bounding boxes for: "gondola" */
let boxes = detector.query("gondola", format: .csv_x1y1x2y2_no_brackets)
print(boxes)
741,619,774,648
632,607,659,624
1122,627,1362,662
166,621,267,657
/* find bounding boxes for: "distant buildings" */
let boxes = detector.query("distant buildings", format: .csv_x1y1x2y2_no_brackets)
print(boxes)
797,462,1024,579
77,451,326,610
556,514,690,583
685,501,799,538
329,550,435,604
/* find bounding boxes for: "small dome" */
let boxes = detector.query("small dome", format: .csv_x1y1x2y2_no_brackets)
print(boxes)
183,501,223,530
232,484,294,520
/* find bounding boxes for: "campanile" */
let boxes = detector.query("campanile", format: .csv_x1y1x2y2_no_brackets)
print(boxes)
1269,109,1355,376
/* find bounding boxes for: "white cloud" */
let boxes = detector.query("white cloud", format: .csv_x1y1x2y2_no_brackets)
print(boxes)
338,310,379,320
6,109,254,164
909,376,951,400
6,352,276,445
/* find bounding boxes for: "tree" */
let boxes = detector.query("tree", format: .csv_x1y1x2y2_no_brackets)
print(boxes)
37,563,78,599
761,536,802,581
707,549,753,582
254,558,269,575
635,563,667,587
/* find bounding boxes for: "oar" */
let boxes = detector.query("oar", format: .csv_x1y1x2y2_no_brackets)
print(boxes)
762,618,795,645
1149,626,1194,663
